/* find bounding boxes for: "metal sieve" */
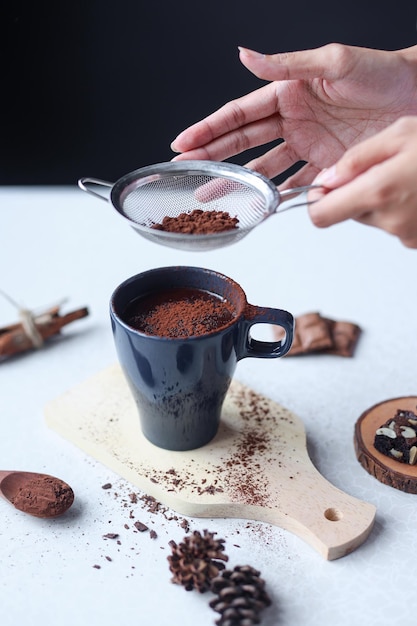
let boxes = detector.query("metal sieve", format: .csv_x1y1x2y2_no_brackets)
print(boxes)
78,160,320,252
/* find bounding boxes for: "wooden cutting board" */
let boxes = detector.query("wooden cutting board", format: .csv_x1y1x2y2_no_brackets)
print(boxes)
44,364,376,560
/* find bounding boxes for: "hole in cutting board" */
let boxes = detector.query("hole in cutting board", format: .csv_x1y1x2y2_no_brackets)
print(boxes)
324,508,343,522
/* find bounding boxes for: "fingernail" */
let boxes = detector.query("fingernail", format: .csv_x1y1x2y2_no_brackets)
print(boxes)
314,165,337,186
238,46,265,59
170,140,180,153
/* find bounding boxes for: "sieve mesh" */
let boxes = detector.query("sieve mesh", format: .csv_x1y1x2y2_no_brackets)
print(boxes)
119,173,268,229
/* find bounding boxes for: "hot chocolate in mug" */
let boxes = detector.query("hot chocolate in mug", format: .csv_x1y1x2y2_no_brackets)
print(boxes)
110,266,294,451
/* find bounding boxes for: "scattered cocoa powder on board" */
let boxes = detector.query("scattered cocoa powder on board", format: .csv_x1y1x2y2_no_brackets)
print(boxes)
151,209,239,234
105,386,277,509
93,385,291,571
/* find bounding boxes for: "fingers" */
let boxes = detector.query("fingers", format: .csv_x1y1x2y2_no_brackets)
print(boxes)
245,146,319,188
277,163,320,190
308,156,412,228
171,82,281,154
316,117,417,191
244,141,296,180
355,211,417,249
307,182,364,227
307,119,417,247
172,103,286,163
237,43,355,82
314,123,406,191
398,236,417,249
171,42,342,154
170,43,348,155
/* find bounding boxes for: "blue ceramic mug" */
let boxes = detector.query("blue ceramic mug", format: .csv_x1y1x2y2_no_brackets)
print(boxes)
110,266,294,451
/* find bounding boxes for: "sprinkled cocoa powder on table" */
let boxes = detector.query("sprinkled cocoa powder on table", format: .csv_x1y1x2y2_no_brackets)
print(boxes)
151,209,239,234
93,482,193,571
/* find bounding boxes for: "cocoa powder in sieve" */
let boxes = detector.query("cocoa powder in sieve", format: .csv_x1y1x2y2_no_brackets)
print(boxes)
11,475,74,517
151,209,239,234
124,287,236,338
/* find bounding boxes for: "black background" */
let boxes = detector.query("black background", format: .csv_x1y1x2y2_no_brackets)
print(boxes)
1,1,416,184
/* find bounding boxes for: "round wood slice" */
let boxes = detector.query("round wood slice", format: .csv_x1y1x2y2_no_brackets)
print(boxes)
354,396,417,493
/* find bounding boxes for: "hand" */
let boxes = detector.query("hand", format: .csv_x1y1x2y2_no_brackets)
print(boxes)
171,44,417,188
308,116,417,248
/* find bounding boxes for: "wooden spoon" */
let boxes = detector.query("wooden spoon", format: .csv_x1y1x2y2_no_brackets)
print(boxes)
0,471,74,518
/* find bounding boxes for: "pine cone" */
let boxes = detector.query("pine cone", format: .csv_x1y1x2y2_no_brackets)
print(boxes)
168,530,229,593
209,565,271,625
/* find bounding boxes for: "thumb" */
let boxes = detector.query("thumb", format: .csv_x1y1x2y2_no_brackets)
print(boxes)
238,44,346,82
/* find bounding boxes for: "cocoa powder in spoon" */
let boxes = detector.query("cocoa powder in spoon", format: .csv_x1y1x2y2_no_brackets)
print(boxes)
10,475,74,517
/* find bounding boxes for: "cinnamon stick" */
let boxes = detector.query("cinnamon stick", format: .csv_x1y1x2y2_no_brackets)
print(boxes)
0,306,89,358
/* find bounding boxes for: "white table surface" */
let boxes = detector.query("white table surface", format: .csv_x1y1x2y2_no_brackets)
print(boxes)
1,185,416,626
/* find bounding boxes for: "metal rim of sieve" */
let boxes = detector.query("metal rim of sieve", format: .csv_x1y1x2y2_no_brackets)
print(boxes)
78,160,316,251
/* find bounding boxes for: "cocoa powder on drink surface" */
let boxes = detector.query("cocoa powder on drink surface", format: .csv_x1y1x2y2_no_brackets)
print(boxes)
11,475,74,517
151,209,239,234
124,288,236,338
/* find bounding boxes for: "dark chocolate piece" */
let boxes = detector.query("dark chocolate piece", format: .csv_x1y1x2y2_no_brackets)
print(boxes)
323,319,361,357
287,312,333,354
374,409,417,465
274,312,361,357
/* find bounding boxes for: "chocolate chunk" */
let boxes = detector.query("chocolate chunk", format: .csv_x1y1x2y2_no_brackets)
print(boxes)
287,312,333,354
322,319,362,357
274,312,361,357
374,409,417,465
134,521,149,532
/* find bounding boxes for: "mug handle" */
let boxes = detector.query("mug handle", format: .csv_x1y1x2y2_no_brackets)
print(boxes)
237,305,294,360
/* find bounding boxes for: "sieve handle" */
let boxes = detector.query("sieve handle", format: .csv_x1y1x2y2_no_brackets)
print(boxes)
78,177,113,202
277,184,322,211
